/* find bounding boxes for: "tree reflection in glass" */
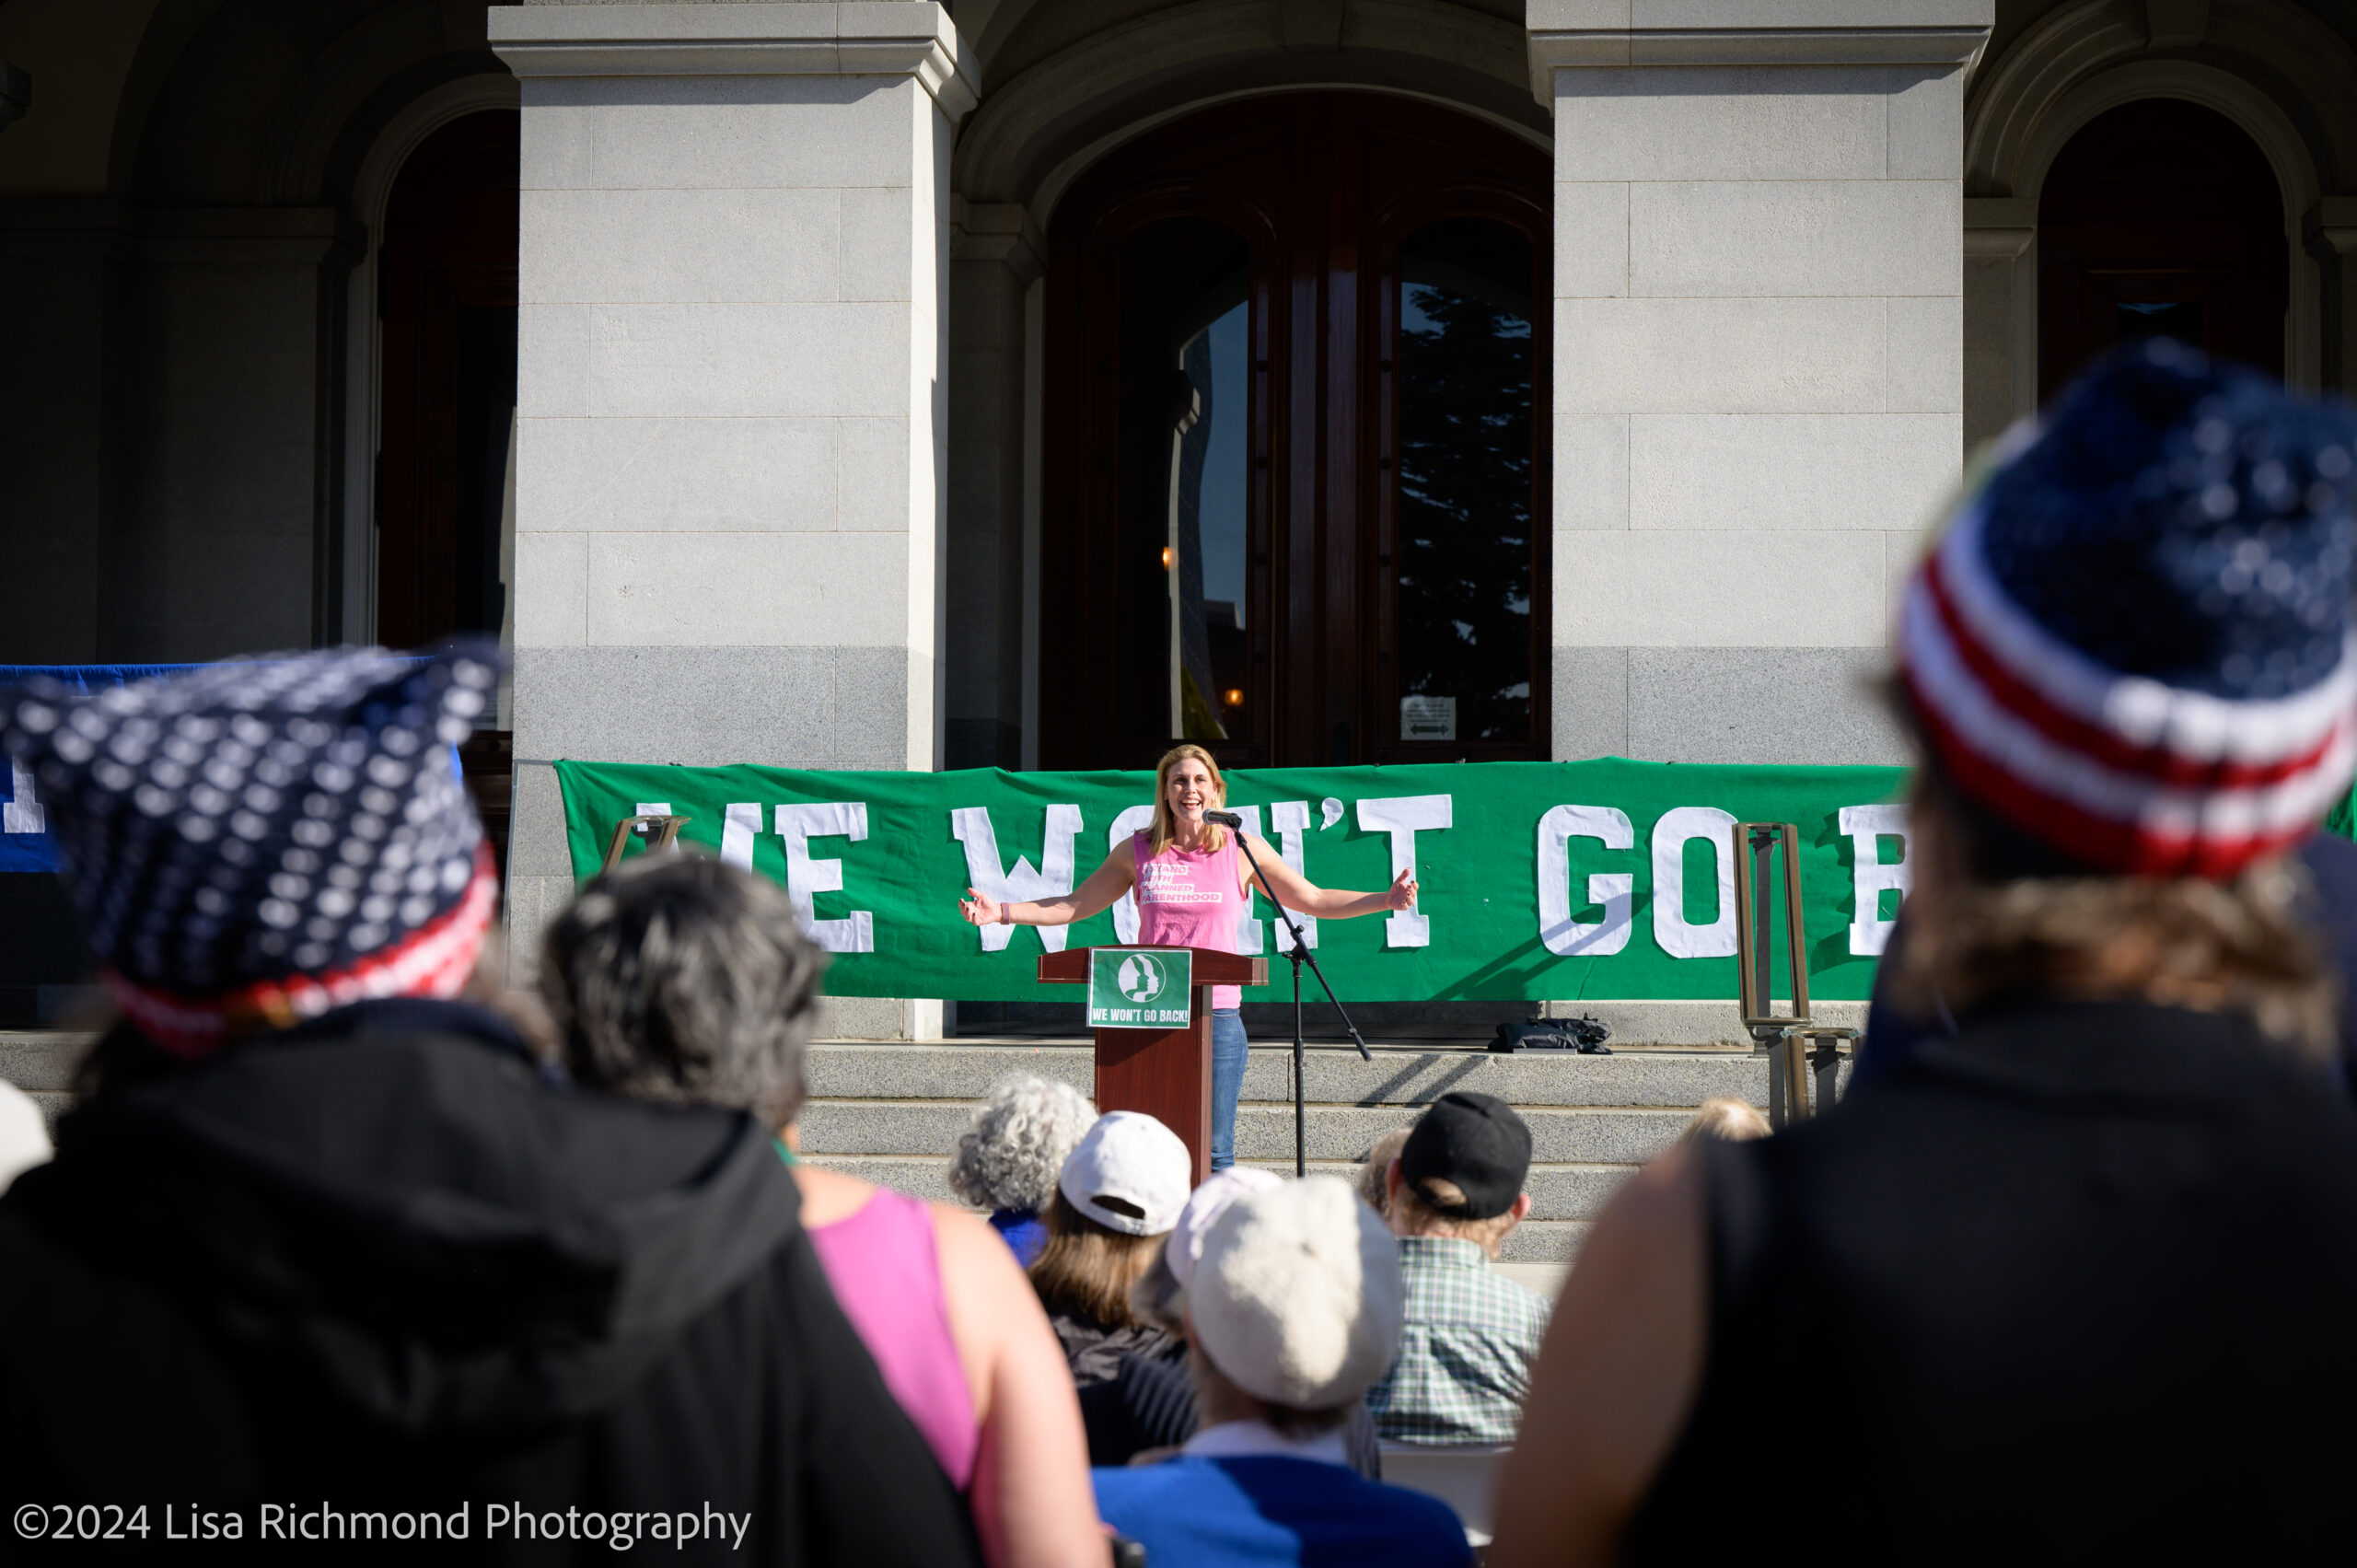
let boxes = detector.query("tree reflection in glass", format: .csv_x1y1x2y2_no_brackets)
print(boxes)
1116,219,1251,747
1395,217,1533,744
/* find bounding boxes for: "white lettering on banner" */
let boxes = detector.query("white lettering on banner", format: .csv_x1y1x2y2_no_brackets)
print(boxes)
776,802,876,953
1537,805,1634,957
1263,801,1318,952
1839,803,1912,956
1108,804,1155,943
718,803,761,870
1651,806,1737,958
953,804,1082,953
1225,806,1266,956
3,759,42,834
1355,795,1452,948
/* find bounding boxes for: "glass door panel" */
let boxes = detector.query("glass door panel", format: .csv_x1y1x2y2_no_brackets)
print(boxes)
1392,217,1535,747
1110,219,1255,749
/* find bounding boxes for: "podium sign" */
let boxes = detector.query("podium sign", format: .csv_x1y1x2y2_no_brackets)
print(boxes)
1041,945,1266,1183
1087,947,1193,1029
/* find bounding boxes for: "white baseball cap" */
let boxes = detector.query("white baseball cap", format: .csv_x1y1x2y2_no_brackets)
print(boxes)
1058,1111,1191,1237
1166,1167,1283,1289
1190,1176,1405,1410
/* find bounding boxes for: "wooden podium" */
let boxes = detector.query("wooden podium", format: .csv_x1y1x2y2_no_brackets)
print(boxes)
1039,945,1267,1184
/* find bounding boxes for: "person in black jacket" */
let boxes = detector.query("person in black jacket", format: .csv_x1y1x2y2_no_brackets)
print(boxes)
1490,344,2357,1566
0,645,981,1566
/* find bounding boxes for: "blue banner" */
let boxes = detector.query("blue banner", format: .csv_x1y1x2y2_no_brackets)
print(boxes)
0,666,197,874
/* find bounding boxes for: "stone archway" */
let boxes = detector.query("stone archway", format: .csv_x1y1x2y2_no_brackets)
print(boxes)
2037,97,2286,396
1958,0,2357,442
939,0,1544,770
342,73,523,646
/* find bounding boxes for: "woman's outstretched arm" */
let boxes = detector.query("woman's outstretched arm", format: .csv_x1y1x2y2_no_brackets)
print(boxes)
961,844,1133,929
1235,832,1416,920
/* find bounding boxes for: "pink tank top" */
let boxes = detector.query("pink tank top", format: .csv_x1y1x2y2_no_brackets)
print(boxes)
807,1186,979,1490
1132,828,1247,1009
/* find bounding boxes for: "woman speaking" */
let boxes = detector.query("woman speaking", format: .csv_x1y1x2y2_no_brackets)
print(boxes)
958,744,1414,1172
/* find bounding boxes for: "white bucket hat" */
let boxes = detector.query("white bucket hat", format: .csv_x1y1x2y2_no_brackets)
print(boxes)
1166,1167,1283,1289
1058,1110,1191,1237
1189,1176,1404,1411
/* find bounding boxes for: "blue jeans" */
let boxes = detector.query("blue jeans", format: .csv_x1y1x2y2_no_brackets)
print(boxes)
1211,1008,1248,1171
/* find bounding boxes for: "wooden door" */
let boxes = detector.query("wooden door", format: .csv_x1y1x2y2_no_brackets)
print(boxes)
378,110,519,650
1040,93,1550,770
377,110,518,873
2039,99,2286,401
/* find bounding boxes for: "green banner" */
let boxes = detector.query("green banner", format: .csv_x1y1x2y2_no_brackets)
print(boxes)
552,759,1911,1003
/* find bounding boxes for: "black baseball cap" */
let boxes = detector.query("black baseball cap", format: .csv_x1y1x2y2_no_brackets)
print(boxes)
1399,1091,1532,1220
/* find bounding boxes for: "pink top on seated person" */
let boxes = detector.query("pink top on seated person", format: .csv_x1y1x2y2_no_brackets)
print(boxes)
806,1185,980,1490
1132,828,1248,1009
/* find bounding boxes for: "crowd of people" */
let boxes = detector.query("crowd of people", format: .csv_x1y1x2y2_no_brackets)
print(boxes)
5,341,2357,1562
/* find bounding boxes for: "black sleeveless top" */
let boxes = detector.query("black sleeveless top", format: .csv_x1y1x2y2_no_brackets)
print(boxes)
1626,999,2357,1566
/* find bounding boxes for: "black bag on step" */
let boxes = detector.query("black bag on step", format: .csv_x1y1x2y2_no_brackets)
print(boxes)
1490,1016,1611,1054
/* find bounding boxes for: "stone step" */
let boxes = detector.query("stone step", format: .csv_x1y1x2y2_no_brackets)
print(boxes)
808,1155,1596,1262
799,1098,1693,1167
807,1040,1784,1109
819,1154,1631,1224
0,1033,88,1095
955,998,1864,1051
6,1033,1795,1109
795,1038,1781,1264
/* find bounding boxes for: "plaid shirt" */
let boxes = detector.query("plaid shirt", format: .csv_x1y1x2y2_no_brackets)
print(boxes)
1368,1237,1550,1446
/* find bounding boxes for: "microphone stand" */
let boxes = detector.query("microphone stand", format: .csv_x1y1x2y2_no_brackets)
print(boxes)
1219,819,1373,1179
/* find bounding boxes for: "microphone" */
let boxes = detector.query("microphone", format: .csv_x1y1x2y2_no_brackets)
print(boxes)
1202,809,1244,829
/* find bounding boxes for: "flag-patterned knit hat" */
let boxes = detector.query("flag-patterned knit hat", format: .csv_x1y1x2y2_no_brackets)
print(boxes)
0,645,501,1057
1898,340,2357,878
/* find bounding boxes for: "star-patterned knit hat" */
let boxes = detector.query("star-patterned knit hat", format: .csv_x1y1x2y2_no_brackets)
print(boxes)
0,645,502,1057
1898,339,2357,877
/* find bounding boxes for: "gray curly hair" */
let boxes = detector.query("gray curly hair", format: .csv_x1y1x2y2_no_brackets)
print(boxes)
947,1073,1097,1214
539,854,826,1132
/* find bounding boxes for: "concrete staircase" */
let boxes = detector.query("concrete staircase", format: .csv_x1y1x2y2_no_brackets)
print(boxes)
0,1029,1803,1281
802,1038,1786,1266
0,1032,79,1123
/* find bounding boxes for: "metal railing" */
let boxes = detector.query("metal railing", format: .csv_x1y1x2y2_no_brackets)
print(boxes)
1731,821,1854,1127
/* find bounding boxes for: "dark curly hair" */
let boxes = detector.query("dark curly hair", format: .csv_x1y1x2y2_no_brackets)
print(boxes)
539,854,828,1131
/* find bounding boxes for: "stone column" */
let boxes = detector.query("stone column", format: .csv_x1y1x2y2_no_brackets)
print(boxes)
2312,198,2357,401
1,203,355,665
0,199,132,663
123,209,359,659
492,3,975,1040
946,198,1041,770
1962,196,2034,451
1531,0,1990,767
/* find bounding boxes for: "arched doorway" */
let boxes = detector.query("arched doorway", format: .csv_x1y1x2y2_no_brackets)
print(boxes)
2038,99,2286,400
375,109,518,869
1039,93,1550,770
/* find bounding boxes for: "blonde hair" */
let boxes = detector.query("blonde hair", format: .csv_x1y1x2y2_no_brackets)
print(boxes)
1903,871,2333,1054
1388,1176,1522,1258
1356,1125,1415,1217
1148,743,1229,858
1897,750,2335,1057
1126,1244,1186,1336
1678,1097,1771,1145
1028,1190,1167,1328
